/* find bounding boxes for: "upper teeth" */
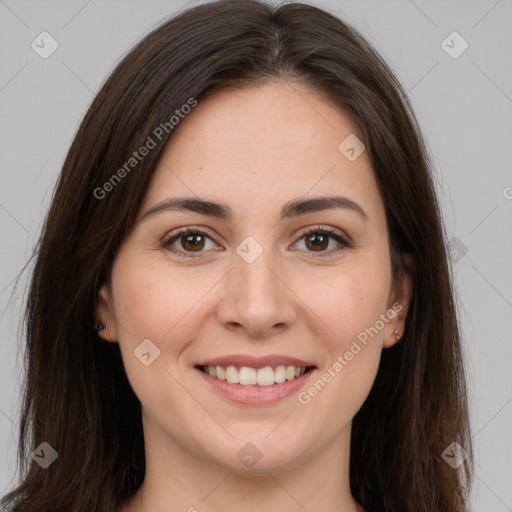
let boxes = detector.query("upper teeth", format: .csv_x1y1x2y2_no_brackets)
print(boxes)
204,365,307,386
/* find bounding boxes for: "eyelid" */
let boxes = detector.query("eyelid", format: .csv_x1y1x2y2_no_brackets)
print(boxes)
298,224,352,246
161,224,352,258
161,226,221,258
292,225,352,256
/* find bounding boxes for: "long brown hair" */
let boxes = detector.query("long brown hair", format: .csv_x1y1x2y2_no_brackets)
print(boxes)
1,1,473,510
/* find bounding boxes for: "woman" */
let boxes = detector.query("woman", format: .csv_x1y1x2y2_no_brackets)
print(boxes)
1,0,473,510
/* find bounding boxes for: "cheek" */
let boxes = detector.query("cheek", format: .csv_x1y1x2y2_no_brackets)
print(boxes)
112,253,206,337
110,255,206,423
111,253,222,382
293,260,391,422
112,257,166,336
293,273,388,437
298,261,391,352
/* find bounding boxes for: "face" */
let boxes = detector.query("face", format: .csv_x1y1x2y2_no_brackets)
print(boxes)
97,80,412,473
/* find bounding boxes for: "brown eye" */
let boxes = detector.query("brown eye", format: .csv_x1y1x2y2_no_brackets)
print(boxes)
163,229,217,258
162,226,350,259
294,227,350,257
180,233,206,252
304,232,330,252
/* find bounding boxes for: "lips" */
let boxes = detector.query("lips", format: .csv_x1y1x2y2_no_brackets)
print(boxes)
194,354,317,404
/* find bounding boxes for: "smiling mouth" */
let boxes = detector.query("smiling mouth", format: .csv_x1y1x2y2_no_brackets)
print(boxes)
196,364,315,386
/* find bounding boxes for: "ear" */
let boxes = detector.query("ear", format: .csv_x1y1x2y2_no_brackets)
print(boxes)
383,253,414,349
95,283,118,342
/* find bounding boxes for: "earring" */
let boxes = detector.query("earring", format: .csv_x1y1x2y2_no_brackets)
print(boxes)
95,322,105,334
394,329,401,340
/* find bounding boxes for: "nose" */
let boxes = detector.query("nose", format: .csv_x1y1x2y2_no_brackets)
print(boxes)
215,245,297,337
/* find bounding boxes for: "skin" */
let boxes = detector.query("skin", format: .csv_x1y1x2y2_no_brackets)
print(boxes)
96,80,413,512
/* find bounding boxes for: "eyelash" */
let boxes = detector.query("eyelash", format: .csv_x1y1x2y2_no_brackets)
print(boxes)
161,225,352,259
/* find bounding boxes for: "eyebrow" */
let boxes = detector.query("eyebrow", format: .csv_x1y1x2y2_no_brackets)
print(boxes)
141,195,368,222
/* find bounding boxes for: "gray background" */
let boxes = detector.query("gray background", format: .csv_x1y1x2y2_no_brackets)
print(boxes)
1,0,511,510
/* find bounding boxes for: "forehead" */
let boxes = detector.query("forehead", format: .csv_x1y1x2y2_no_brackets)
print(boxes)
139,81,383,223
166,81,362,161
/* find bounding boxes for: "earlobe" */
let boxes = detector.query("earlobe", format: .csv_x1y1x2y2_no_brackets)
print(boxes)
94,283,118,342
